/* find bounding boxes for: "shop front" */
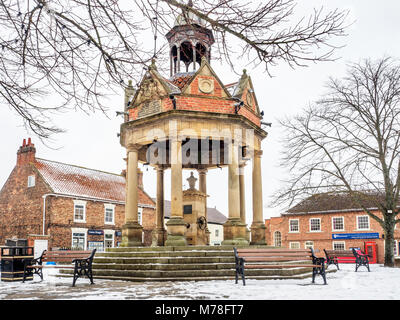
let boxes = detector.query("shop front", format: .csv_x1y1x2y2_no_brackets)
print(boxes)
332,233,379,263
74,229,122,252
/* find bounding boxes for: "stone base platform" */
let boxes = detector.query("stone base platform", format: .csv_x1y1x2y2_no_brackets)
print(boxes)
60,246,336,282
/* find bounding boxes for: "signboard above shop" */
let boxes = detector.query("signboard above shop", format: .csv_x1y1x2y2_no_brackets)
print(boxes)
88,230,104,236
332,233,379,240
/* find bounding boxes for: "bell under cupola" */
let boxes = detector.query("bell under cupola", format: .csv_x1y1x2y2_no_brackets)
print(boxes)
165,0,215,76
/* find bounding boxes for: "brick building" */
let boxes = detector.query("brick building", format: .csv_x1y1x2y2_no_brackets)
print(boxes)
0,139,228,255
0,138,157,254
265,192,400,264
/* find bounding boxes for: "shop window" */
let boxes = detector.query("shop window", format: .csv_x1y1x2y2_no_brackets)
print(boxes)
357,216,370,230
309,218,321,232
88,241,104,252
274,231,282,247
289,219,299,233
332,217,344,231
72,232,86,250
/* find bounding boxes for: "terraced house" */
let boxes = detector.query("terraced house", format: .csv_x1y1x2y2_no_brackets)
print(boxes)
265,192,400,264
0,139,227,256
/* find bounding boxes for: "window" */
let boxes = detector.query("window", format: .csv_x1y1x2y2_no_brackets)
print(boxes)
309,218,321,232
72,230,87,250
289,219,299,233
73,200,86,223
274,231,282,247
88,241,104,252
357,216,370,230
305,241,314,249
394,240,398,257
289,242,300,249
27,175,35,188
215,229,219,237
104,204,115,225
332,217,344,231
333,242,345,250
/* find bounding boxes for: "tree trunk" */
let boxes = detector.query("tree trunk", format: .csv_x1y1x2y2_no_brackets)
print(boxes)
384,225,395,267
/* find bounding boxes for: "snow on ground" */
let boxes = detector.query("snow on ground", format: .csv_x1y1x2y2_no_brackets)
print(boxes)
0,264,399,300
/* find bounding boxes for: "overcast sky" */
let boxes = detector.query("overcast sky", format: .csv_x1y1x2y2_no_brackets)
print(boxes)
1,0,400,225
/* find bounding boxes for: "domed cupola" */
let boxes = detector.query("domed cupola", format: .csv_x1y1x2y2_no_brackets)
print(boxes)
166,0,215,76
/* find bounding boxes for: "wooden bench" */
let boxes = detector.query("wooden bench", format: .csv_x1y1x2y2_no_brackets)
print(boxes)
324,248,370,272
234,248,327,285
22,249,96,286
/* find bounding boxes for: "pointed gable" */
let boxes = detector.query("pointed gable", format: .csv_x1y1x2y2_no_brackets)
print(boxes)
181,57,232,98
233,70,261,116
128,61,182,120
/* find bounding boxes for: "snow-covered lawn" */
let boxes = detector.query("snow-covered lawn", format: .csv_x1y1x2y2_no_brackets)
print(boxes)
0,263,399,300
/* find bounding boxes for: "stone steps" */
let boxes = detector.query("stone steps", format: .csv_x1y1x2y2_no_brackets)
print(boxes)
88,266,314,278
95,250,235,258
59,245,335,282
94,256,235,264
92,262,234,271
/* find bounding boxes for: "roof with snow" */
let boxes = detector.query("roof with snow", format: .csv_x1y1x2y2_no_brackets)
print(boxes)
33,158,152,205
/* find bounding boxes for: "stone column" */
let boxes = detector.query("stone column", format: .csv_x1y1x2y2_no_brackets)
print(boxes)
177,46,181,73
152,166,165,246
193,44,197,72
222,141,248,245
251,149,266,245
170,51,173,77
198,168,210,244
121,144,143,247
165,137,187,246
239,163,246,224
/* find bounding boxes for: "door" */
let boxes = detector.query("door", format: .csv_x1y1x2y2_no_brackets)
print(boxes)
34,240,48,258
104,233,114,250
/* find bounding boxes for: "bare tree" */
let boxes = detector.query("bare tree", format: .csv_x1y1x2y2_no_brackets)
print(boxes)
275,57,400,267
0,0,348,139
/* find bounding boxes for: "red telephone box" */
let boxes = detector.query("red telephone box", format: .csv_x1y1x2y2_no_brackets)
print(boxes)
364,241,377,264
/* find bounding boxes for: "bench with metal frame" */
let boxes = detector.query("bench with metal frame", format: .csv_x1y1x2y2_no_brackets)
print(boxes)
323,249,341,270
22,249,96,286
234,247,327,286
352,248,370,272
323,248,370,272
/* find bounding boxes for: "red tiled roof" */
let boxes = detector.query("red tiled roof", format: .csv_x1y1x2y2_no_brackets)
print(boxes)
169,72,195,90
286,192,389,215
34,158,133,203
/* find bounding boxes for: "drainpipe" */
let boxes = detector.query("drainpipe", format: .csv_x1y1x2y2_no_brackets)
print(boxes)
42,194,53,235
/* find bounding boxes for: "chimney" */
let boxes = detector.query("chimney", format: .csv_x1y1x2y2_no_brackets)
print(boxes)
17,138,36,166
137,168,143,189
